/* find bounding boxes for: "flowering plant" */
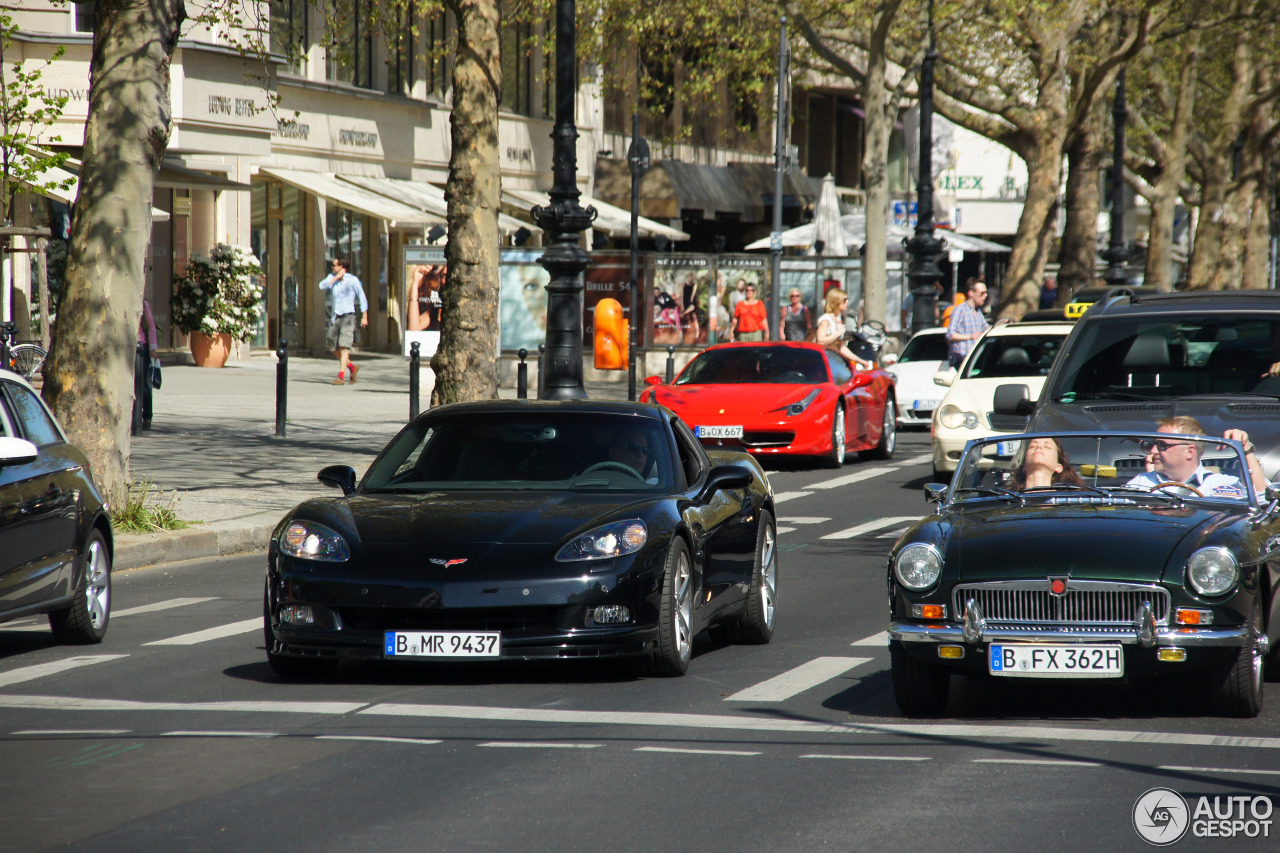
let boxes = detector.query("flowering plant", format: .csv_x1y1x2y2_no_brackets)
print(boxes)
171,244,264,339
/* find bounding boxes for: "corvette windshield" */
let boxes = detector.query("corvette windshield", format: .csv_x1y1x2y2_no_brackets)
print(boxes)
676,346,828,385
948,433,1253,506
362,412,674,492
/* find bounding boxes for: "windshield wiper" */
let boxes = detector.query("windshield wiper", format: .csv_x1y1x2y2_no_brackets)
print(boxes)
1054,391,1160,402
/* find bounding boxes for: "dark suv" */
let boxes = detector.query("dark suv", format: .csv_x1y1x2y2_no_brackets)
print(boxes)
994,289,1280,479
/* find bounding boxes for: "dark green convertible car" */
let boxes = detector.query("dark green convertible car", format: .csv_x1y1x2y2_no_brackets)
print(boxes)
888,431,1279,718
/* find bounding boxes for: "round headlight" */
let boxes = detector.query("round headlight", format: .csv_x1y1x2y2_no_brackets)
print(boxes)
1186,546,1238,596
938,404,978,430
895,543,943,591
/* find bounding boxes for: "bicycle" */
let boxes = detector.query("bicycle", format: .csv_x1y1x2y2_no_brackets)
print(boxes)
0,321,47,381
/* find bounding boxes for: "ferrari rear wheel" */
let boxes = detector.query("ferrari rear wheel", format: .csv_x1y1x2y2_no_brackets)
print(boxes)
649,538,695,676
1210,606,1264,718
264,583,338,680
867,395,896,460
729,509,777,644
891,640,950,717
824,405,847,468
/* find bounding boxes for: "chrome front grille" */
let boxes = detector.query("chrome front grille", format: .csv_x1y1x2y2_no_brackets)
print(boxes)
952,581,1170,627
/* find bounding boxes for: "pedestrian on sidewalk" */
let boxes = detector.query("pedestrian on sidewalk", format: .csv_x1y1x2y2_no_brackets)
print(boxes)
946,277,989,368
319,257,368,384
133,298,158,433
732,283,769,341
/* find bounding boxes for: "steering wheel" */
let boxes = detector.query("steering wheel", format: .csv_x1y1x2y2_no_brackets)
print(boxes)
581,461,645,482
1151,481,1205,498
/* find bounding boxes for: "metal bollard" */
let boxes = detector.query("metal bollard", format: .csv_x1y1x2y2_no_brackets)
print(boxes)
275,339,288,438
537,343,546,397
666,345,676,384
409,341,421,419
517,348,529,399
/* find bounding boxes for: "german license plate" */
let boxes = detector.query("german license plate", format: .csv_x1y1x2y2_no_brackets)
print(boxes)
995,440,1018,457
913,399,940,411
989,644,1123,677
696,425,743,439
384,631,501,658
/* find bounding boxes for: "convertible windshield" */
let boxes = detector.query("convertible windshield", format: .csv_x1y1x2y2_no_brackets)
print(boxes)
1049,316,1280,401
675,346,829,385
948,432,1254,507
363,412,674,491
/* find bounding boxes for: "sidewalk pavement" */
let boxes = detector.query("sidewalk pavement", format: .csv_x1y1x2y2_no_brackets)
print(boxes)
116,351,628,570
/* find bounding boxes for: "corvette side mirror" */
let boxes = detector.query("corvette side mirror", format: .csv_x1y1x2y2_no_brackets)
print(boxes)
700,464,752,501
318,464,357,496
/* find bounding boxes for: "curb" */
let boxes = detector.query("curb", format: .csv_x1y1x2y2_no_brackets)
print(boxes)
114,516,279,570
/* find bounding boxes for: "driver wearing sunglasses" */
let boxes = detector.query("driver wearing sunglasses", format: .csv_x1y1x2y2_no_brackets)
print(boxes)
609,429,652,474
1125,415,1268,497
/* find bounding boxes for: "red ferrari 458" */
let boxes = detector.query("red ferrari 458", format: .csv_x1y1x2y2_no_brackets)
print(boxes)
640,342,897,467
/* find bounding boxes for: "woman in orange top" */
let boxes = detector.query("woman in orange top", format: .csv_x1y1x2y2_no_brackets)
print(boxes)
731,283,769,341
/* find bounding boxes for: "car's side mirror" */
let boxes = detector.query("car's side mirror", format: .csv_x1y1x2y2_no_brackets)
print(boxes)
318,464,357,496
924,482,949,503
0,437,38,467
700,464,753,501
993,383,1034,416
934,369,955,387
644,375,664,386
881,352,899,366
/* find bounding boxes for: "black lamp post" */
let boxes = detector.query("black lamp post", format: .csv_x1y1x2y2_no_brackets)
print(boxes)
533,0,596,399
627,114,650,401
905,0,944,335
1102,69,1128,286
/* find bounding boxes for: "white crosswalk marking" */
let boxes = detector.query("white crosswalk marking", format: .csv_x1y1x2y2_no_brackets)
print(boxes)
810,467,901,490
786,517,830,525
821,516,920,540
144,618,260,646
724,656,871,702
113,598,219,618
773,491,813,503
0,656,128,688
777,526,796,534
878,526,913,539
900,453,934,466
850,631,888,647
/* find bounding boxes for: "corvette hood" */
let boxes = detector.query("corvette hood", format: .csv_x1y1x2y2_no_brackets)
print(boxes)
948,504,1220,584
652,383,824,418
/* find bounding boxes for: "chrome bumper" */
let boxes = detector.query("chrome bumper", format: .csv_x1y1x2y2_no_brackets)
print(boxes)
889,621,1255,647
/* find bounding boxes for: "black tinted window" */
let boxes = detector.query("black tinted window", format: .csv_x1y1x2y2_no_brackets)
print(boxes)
3,383,61,446
963,333,1066,379
898,332,949,363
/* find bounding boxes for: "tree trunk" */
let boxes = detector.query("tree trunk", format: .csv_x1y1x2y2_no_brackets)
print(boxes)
860,10,895,330
432,0,502,406
998,133,1065,320
41,0,185,507
1058,102,1105,299
1141,31,1198,292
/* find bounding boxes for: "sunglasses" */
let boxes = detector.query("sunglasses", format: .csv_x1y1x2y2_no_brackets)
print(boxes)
1139,439,1191,453
621,442,648,454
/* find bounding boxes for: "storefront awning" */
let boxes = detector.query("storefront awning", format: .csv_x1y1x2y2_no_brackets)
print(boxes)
257,168,436,229
156,158,251,191
342,175,534,235
501,188,689,242
18,161,168,221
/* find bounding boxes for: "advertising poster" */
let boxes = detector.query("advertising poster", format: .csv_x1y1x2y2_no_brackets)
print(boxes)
402,246,446,357
716,256,769,343
651,255,711,347
583,253,632,345
499,249,551,352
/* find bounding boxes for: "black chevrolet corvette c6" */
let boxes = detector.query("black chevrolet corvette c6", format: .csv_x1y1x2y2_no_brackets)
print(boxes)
264,400,778,678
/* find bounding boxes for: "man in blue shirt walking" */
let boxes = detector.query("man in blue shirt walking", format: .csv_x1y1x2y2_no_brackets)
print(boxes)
319,257,368,385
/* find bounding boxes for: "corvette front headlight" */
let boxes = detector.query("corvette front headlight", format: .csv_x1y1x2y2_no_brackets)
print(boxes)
895,543,943,591
280,520,350,562
938,404,978,429
1186,546,1238,596
556,519,647,562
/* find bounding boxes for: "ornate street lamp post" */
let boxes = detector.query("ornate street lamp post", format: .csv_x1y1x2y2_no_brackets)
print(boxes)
627,115,650,401
534,0,596,399
1102,69,1129,286
906,0,944,335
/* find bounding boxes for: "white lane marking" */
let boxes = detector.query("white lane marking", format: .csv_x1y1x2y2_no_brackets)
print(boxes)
113,597,219,618
725,656,871,702
357,704,1280,750
899,453,935,466
479,742,601,749
878,526,913,539
317,735,442,745
636,746,761,756
809,467,901,490
801,754,930,762
786,517,830,525
162,731,278,738
1157,765,1280,776
776,526,796,534
11,729,131,736
822,516,920,541
0,696,367,714
0,656,128,688
773,491,812,503
144,618,260,646
850,631,889,647
972,758,1101,767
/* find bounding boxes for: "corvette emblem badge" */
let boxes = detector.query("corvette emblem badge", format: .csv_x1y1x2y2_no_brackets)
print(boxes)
430,558,468,568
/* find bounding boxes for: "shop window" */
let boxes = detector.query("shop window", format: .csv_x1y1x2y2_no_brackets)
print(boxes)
326,206,366,288
270,0,309,74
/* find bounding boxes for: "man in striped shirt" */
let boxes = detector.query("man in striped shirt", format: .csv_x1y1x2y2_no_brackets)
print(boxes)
946,279,989,368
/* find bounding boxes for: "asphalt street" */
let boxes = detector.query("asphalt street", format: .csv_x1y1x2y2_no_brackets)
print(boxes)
2,431,1279,852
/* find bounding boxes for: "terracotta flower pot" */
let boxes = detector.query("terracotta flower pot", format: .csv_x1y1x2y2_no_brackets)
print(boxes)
189,331,233,368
